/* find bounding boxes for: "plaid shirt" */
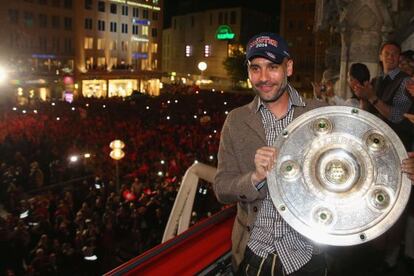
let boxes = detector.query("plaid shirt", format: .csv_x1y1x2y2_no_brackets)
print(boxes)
247,85,313,274
382,68,413,123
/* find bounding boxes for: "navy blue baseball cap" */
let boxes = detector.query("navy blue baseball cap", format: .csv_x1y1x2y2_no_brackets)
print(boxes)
246,32,290,64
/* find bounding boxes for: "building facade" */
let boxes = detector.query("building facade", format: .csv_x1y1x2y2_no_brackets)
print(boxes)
75,0,163,97
162,7,273,90
0,0,76,102
280,0,336,92
0,0,163,102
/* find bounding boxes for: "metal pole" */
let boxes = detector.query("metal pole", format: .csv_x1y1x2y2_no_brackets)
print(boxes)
115,160,120,192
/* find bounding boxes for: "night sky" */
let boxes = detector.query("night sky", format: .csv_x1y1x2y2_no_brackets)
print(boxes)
164,0,280,28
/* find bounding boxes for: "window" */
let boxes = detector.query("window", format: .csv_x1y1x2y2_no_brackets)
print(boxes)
64,17,72,30
132,7,139,17
131,42,139,51
51,16,60,28
152,12,158,20
122,6,128,16
151,28,157,37
85,57,93,69
121,23,128,33
97,57,106,68
110,3,117,14
230,11,236,24
132,25,138,35
121,41,127,51
141,42,148,52
84,18,93,30
110,40,116,50
204,45,211,57
85,0,92,9
39,14,47,28
98,1,105,12
151,43,158,53
110,22,117,32
97,38,105,49
98,20,105,31
64,0,72,8
8,9,19,24
141,25,148,36
84,37,93,49
24,12,34,27
185,45,192,57
143,9,148,19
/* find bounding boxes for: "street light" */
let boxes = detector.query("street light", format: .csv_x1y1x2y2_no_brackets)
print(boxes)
109,139,125,191
198,61,207,76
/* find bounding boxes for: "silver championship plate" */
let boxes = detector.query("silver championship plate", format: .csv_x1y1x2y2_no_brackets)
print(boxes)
267,106,411,246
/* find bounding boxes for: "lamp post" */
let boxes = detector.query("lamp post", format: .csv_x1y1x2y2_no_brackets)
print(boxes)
197,61,207,79
109,139,125,191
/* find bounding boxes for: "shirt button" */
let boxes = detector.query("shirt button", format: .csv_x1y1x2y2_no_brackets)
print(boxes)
253,206,258,212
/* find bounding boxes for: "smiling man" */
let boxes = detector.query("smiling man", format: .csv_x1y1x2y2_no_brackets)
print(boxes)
213,33,327,275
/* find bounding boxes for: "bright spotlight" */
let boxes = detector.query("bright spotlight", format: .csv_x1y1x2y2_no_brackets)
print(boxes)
69,155,79,163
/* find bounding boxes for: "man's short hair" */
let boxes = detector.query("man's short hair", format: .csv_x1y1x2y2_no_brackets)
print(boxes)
349,63,370,85
379,41,401,54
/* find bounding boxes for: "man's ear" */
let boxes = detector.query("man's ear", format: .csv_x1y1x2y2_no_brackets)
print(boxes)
286,59,293,77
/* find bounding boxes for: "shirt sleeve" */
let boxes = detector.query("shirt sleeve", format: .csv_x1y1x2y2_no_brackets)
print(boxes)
390,78,413,123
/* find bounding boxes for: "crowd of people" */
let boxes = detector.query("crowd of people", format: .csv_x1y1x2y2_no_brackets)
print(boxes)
0,91,253,275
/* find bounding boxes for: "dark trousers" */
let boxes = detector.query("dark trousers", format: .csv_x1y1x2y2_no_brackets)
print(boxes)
237,247,327,276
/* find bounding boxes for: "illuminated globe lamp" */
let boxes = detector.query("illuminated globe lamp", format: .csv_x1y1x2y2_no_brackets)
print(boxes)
109,139,125,191
197,62,207,86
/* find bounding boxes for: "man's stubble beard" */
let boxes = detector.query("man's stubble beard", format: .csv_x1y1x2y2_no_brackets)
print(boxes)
255,75,289,103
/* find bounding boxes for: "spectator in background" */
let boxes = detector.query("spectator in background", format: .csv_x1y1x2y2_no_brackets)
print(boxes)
399,50,414,76
347,62,371,109
353,41,413,150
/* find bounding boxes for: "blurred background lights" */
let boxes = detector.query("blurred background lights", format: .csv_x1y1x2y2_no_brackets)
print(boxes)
69,155,79,163
84,153,91,158
0,66,8,83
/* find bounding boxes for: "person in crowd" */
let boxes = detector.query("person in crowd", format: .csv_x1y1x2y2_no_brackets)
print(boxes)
214,32,328,275
399,50,414,76
311,69,342,105
353,41,413,150
347,62,371,109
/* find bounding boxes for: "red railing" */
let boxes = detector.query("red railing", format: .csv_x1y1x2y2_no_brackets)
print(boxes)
105,206,235,276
